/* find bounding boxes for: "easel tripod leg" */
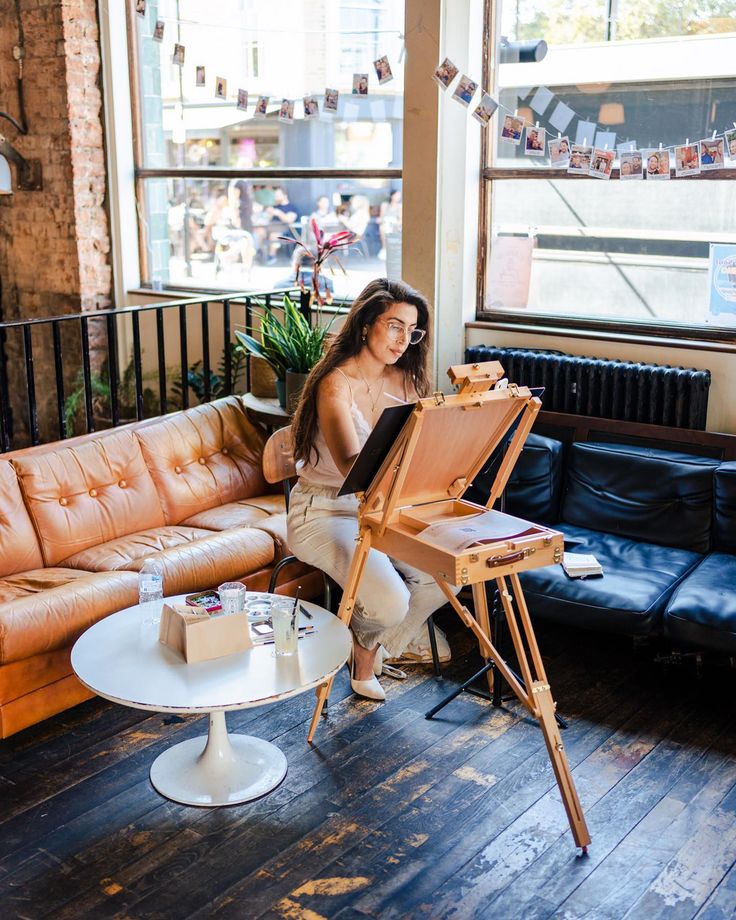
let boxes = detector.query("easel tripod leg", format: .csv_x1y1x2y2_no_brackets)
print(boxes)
307,527,372,744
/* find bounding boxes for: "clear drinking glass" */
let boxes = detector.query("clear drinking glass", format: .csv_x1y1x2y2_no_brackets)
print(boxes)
218,582,246,616
271,600,298,656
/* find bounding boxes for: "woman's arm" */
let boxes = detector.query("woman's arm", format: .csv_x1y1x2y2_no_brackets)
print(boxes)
316,371,362,476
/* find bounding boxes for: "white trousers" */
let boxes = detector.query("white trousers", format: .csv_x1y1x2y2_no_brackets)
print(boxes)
287,481,456,657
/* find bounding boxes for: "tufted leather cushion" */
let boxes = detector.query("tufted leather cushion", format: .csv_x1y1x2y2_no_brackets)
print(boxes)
562,442,719,553
68,526,274,596
505,434,564,523
0,461,44,577
0,568,139,664
181,494,285,531
465,433,563,522
60,525,218,571
13,430,165,567
135,396,268,525
664,553,736,654
519,523,702,636
714,462,736,554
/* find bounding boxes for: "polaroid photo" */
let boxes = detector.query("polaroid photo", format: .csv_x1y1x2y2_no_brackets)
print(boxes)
451,75,478,108
644,148,671,180
171,43,185,67
471,93,498,127
548,136,570,168
524,126,546,157
136,0,146,16
237,89,248,112
278,99,294,123
323,88,339,113
619,150,643,180
500,114,524,145
303,96,319,120
152,20,164,42
589,147,615,179
433,57,459,90
373,55,393,85
352,73,369,96
725,128,736,161
568,144,592,175
700,137,724,171
255,95,269,118
194,66,205,87
215,77,227,100
674,143,700,178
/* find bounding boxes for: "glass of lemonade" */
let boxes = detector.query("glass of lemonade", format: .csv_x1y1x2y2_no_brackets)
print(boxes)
271,600,298,655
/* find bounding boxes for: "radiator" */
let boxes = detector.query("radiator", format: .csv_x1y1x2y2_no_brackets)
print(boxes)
465,346,711,430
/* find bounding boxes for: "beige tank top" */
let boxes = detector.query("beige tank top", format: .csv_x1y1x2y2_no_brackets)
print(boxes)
297,368,373,488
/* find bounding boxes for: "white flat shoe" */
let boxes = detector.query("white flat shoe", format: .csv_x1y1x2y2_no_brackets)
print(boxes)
348,648,386,701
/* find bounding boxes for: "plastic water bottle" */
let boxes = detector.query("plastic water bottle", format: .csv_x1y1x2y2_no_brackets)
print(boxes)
138,558,164,627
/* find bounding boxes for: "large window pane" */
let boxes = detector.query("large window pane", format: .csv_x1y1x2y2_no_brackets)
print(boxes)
151,177,403,298
136,0,404,170
487,178,736,328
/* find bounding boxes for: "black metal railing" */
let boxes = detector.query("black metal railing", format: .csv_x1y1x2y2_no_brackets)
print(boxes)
0,288,308,454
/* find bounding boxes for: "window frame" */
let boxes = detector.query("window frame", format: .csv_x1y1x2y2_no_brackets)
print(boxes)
125,4,403,290
477,0,736,347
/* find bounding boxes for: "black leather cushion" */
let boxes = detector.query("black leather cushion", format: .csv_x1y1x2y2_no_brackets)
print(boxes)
714,462,736,554
562,442,719,553
505,434,564,523
664,553,736,654
519,524,702,636
465,433,563,523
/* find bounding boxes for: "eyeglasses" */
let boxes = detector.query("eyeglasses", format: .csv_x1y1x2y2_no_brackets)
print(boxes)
378,319,427,346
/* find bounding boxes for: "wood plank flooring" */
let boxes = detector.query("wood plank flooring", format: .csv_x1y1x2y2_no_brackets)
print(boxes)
1,619,735,920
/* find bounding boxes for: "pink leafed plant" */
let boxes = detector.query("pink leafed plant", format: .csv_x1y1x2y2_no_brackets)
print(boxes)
278,218,356,305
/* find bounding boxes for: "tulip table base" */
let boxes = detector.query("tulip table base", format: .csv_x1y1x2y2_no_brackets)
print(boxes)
149,711,287,806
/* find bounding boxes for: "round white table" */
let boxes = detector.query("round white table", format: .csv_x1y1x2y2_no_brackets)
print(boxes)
71,594,350,807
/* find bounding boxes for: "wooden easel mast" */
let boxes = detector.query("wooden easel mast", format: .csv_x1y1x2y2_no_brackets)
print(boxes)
306,361,591,851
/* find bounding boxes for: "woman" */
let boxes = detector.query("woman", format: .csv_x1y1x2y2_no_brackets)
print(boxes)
288,279,453,701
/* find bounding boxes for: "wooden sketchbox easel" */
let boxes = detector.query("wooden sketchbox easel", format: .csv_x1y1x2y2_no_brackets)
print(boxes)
307,360,591,850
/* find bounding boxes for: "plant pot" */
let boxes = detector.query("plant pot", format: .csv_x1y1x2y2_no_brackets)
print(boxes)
275,379,287,410
250,356,278,399
285,369,309,413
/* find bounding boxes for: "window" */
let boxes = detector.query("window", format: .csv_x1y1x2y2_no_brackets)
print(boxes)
481,0,736,336
132,0,404,298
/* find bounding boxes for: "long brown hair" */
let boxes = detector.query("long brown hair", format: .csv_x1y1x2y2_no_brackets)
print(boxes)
292,278,431,466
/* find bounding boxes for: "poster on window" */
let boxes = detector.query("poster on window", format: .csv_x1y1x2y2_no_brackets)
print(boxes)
485,236,535,309
708,244,736,318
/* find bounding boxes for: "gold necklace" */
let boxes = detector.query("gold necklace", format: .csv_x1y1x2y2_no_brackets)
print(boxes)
354,361,386,414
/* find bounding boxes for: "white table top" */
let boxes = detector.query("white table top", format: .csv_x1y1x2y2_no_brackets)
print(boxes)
71,594,351,715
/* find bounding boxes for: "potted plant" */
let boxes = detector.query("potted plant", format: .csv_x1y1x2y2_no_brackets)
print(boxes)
235,294,334,411
285,219,356,307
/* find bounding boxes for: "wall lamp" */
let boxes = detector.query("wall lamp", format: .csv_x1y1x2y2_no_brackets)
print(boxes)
0,134,42,193
499,38,548,64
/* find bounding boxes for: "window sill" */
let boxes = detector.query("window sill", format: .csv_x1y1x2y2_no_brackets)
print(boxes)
468,315,736,354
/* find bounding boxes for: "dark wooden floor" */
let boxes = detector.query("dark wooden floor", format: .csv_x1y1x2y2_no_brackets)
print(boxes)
2,618,736,920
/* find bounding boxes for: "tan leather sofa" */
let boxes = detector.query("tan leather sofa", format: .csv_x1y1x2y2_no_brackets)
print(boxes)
0,396,317,738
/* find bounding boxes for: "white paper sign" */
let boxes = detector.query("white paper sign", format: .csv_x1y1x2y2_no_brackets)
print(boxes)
594,130,616,150
486,236,535,310
530,86,554,116
575,120,597,146
549,101,575,132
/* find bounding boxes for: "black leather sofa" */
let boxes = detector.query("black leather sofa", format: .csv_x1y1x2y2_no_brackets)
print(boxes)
473,433,736,655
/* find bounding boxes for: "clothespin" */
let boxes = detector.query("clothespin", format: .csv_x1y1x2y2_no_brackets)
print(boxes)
712,129,718,140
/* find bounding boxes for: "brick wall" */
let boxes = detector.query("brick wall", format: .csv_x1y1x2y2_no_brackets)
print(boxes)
0,0,111,444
